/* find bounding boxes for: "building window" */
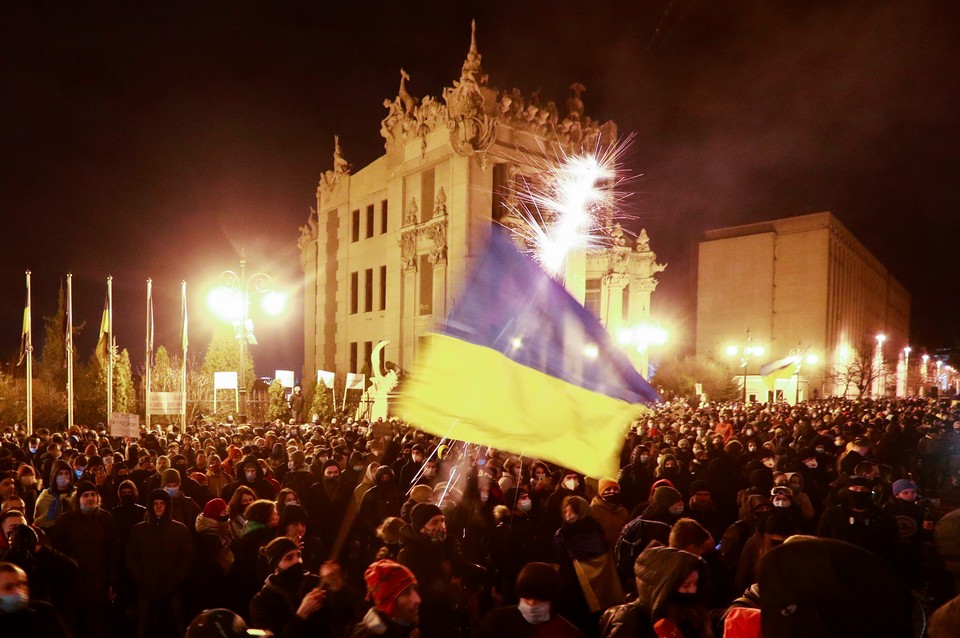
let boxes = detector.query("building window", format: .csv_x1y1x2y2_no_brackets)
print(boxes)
419,254,433,315
380,200,388,234
350,271,359,314
366,204,374,239
349,342,358,374
351,209,360,242
364,268,373,312
585,278,601,318
421,168,435,223
364,341,373,374
379,265,387,310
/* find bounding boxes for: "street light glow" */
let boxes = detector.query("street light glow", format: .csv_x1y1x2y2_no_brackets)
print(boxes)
876,333,887,344
805,353,819,365
261,290,287,317
207,286,243,321
725,345,739,357
584,343,599,359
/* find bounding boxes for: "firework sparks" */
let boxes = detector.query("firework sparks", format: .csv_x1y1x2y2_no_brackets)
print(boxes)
501,136,634,277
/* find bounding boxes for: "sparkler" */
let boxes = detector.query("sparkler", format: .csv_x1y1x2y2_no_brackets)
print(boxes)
501,136,634,278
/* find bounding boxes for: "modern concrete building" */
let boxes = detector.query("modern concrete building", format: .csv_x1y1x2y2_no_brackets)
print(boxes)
297,24,666,389
696,211,910,401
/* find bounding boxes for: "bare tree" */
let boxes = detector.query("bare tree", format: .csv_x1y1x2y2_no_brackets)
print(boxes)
827,339,893,398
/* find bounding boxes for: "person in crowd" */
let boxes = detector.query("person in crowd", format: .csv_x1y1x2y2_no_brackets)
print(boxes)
0,561,70,636
249,536,353,637
205,454,232,499
223,456,276,502
192,498,235,611
600,547,710,638
350,560,421,638
589,478,630,550
33,460,75,529
49,480,119,638
227,485,257,540
230,499,280,613
478,561,583,637
125,488,194,638
161,468,201,531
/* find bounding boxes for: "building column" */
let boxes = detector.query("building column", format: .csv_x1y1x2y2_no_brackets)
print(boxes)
399,224,418,369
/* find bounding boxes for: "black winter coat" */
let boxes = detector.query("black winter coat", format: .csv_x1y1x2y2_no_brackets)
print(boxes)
125,491,194,595
49,507,120,604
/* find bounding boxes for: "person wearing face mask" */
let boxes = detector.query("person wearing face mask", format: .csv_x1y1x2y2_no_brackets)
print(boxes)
126,488,194,638
400,485,434,524
111,480,147,548
640,485,686,527
250,536,352,638
33,460,75,529
49,481,119,638
486,487,549,603
478,562,583,638
397,503,474,638
817,476,900,567
617,447,654,511
398,445,427,490
545,471,584,533
0,562,70,636
223,456,277,503
589,479,630,550
307,460,351,551
281,450,313,502
358,467,405,563
733,511,797,594
205,454,231,499
411,459,442,490
600,547,708,638
15,467,40,524
160,468,201,532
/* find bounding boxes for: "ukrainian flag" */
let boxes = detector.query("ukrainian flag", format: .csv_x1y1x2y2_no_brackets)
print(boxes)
398,229,659,478
760,352,804,390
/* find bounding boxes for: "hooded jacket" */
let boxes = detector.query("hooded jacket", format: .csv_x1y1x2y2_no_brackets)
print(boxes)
48,492,120,605
125,488,194,595
600,547,705,638
33,460,75,529
222,455,276,502
358,466,404,538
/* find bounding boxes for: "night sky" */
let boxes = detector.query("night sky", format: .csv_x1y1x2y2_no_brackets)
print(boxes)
2,1,958,379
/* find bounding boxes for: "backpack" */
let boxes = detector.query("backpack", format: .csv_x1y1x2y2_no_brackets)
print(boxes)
614,515,671,576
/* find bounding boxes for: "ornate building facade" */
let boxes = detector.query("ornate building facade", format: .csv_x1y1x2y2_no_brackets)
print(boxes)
298,23,665,386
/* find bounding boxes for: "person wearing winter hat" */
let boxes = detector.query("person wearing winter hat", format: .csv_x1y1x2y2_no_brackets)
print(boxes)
883,478,927,583
640,485,685,526
477,562,583,637
398,503,474,638
161,468,202,531
0,561,70,636
590,478,630,549
399,483,434,523
185,608,261,638
193,498,235,610
48,479,118,638
250,536,350,638
817,476,899,566
352,560,420,637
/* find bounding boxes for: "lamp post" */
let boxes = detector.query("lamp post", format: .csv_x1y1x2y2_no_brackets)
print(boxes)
902,346,911,397
725,330,764,404
874,334,887,398
617,321,668,380
210,250,283,424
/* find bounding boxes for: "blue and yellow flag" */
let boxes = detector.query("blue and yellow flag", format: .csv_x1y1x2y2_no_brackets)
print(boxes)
759,352,804,390
95,296,110,366
398,229,659,478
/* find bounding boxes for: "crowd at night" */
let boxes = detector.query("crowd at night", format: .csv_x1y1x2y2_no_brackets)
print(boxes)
1,396,959,636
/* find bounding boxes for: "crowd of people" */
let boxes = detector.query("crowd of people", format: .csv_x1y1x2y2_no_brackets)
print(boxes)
2,395,960,637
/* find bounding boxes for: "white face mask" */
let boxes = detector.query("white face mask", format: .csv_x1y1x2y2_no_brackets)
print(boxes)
517,498,532,513
563,478,578,491
518,600,551,625
763,459,775,469
803,459,818,469
669,504,684,516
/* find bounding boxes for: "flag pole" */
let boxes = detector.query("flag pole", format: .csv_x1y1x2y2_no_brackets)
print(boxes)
25,271,33,436
66,273,74,430
145,278,152,430
181,280,188,428
107,276,114,428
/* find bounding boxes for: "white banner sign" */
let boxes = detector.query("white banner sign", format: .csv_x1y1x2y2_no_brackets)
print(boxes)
111,412,140,438
345,372,366,390
275,370,295,388
317,370,336,388
214,371,239,390
147,392,183,415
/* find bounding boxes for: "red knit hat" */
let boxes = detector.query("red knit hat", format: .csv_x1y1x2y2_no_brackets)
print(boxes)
364,560,417,618
202,498,228,520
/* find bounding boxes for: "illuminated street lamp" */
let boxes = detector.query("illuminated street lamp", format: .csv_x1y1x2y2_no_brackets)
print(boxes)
725,330,764,403
874,334,887,398
207,250,285,423
902,346,912,397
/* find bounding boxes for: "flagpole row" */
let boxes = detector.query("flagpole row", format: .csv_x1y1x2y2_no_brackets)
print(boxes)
66,274,74,430
145,278,153,430
181,281,188,429
106,276,114,430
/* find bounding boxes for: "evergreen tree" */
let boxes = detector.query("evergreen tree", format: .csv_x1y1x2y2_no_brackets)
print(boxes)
202,326,256,389
309,381,334,423
38,283,83,388
151,345,176,391
267,379,288,421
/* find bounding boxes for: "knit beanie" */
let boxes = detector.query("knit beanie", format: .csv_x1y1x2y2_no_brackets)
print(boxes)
598,478,620,494
691,480,711,494
277,504,309,530
653,485,683,508
892,479,917,496
515,562,559,601
364,560,417,619
161,468,181,486
409,484,434,504
202,498,228,520
75,480,98,497
376,517,405,545
261,536,299,573
410,503,443,531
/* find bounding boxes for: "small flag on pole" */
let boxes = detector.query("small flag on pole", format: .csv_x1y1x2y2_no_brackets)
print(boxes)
146,282,155,368
180,283,189,356
17,296,30,366
760,351,806,390
398,228,660,478
95,295,110,366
